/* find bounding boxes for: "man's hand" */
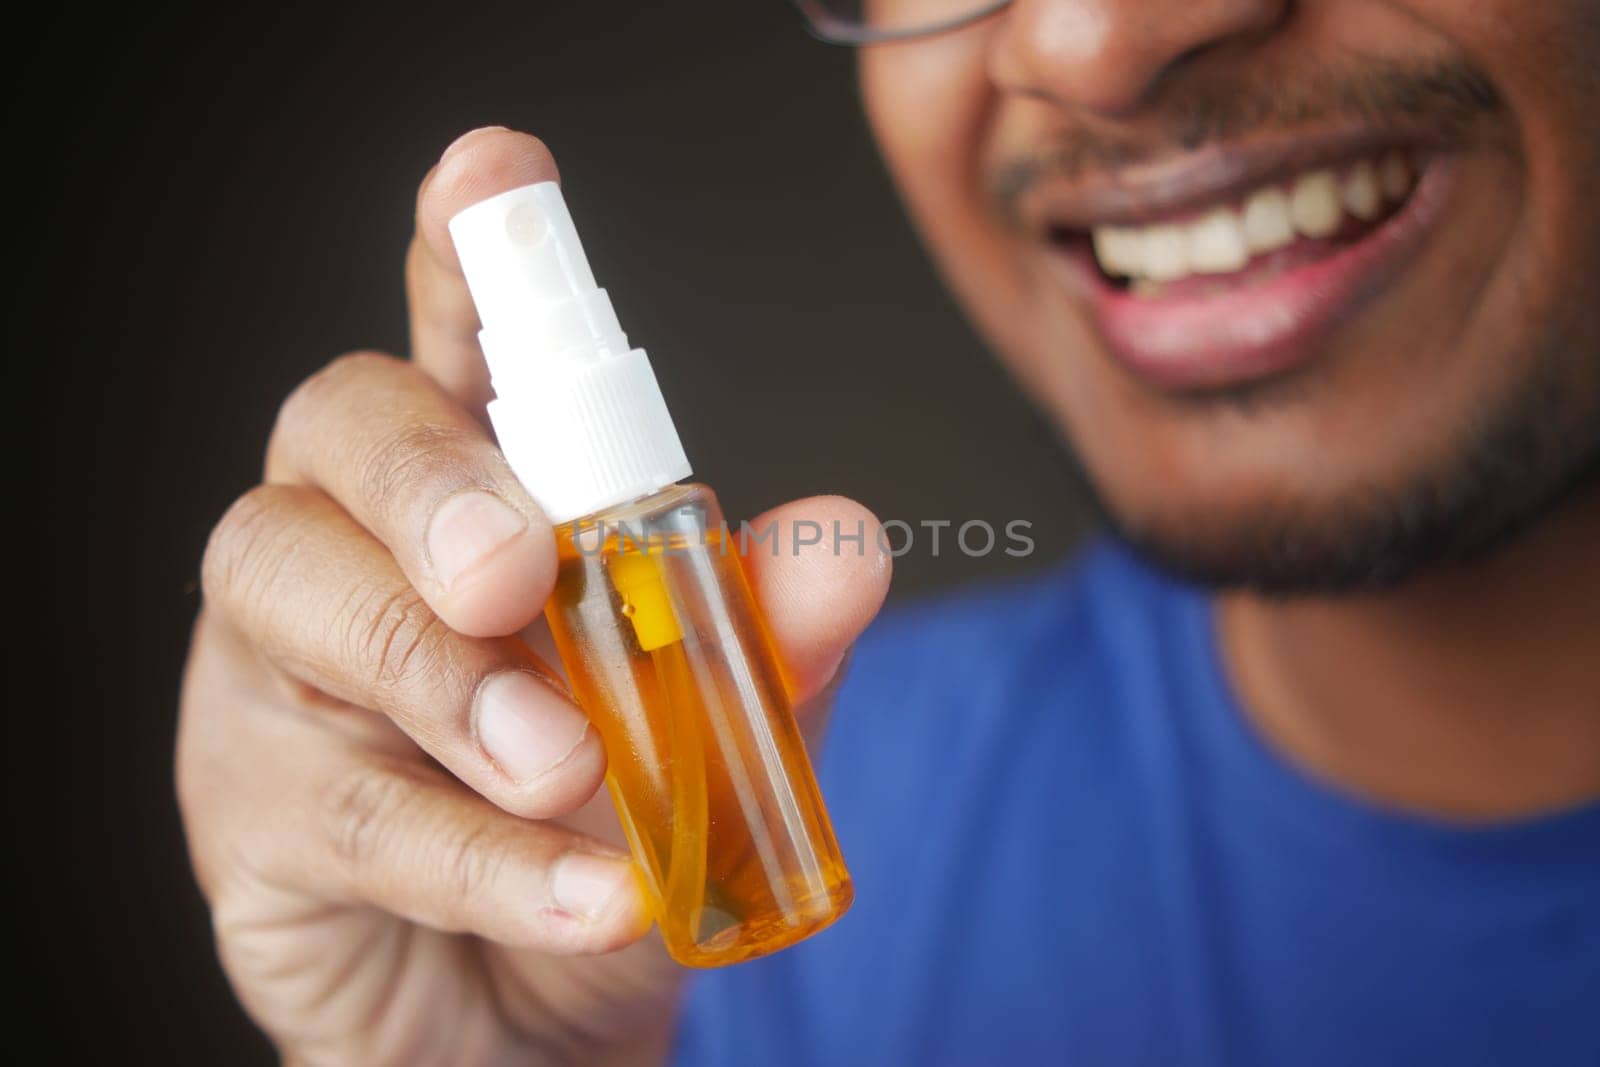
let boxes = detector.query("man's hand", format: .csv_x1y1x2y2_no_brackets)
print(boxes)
176,127,892,1065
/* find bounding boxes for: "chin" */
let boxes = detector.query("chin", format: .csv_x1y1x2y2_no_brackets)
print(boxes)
1073,417,1600,595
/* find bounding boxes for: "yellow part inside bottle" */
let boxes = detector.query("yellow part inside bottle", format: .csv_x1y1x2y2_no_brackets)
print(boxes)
608,548,683,652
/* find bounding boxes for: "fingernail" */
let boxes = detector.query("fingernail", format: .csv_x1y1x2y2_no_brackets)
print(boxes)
475,671,591,783
440,125,510,163
550,851,634,920
427,490,527,590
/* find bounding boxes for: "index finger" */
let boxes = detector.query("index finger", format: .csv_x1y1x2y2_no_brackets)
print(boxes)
406,127,562,412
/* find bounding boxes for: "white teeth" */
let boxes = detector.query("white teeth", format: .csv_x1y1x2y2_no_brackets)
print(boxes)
1085,152,1419,287
1379,151,1413,200
1289,169,1342,238
1241,187,1295,254
1142,225,1191,282
1186,208,1249,273
1342,159,1382,221
1091,226,1143,277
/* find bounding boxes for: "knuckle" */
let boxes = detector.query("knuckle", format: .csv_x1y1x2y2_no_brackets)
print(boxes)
439,817,510,904
337,578,455,694
353,418,479,523
321,762,512,907
321,761,423,875
201,485,297,612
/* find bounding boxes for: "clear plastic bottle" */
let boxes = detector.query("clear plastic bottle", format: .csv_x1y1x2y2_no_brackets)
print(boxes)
449,182,852,966
548,484,851,965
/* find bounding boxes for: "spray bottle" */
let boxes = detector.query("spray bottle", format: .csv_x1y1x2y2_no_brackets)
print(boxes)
449,183,852,966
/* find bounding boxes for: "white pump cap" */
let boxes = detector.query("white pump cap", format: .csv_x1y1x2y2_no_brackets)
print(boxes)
448,182,692,524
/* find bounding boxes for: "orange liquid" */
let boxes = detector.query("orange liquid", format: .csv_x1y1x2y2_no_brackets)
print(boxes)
547,485,852,966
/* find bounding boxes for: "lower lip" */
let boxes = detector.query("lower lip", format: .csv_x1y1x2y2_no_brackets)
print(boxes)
1045,158,1457,392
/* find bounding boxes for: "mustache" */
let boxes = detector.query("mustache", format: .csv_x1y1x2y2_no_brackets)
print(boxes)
989,56,1502,211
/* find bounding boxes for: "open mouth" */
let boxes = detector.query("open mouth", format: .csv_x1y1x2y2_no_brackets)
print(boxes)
1074,151,1416,295
1033,139,1455,391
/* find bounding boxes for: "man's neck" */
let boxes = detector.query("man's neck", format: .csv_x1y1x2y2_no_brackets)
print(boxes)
1218,486,1600,822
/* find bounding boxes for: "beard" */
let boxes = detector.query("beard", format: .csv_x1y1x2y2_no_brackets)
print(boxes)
1053,338,1600,595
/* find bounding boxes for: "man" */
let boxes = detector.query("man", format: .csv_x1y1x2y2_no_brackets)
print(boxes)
176,0,1599,1063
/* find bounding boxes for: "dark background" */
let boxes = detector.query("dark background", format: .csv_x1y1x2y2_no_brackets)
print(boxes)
12,2,1089,1059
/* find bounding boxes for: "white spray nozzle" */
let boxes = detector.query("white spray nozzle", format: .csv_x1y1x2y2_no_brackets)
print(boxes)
448,182,691,524
449,182,630,383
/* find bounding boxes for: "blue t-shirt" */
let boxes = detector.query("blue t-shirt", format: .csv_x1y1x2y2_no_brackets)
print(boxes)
671,541,1600,1067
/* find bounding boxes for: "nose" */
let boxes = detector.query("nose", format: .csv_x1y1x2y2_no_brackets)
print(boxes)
988,0,1290,116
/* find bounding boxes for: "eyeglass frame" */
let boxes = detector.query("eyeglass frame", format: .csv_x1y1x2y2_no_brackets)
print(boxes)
789,0,1014,46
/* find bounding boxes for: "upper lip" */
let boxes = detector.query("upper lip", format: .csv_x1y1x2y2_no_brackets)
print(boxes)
1015,123,1430,232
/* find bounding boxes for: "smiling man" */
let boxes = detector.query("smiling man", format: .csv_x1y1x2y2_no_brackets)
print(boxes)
177,1,1600,1065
